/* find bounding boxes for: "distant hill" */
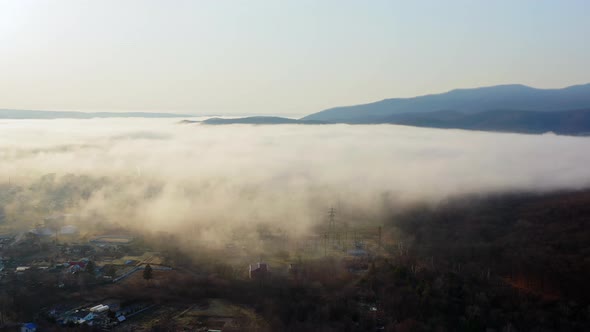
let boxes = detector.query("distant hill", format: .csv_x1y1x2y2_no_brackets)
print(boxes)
8,83,590,135
201,116,328,125
302,83,590,123
0,109,189,119
197,109,590,135
194,84,590,135
378,108,590,135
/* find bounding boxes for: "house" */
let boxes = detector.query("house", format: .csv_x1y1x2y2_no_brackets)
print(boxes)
249,262,270,280
67,261,87,273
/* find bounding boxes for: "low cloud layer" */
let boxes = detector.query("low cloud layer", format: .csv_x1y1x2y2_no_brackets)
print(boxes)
1,118,590,245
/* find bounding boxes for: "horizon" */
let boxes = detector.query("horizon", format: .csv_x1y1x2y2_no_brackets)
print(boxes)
2,81,589,117
2,0,589,114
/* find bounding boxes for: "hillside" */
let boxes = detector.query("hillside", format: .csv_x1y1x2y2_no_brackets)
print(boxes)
302,83,590,123
201,116,327,125
380,108,590,135
393,189,590,302
197,84,590,135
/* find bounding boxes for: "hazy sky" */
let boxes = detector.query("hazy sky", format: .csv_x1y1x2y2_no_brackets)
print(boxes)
1,0,589,115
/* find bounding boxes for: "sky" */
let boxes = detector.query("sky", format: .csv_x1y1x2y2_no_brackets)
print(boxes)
1,0,589,116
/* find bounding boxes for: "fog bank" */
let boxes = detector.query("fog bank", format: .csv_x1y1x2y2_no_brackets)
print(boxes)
1,118,590,244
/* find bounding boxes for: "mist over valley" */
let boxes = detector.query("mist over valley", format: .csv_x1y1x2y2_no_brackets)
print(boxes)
2,118,590,243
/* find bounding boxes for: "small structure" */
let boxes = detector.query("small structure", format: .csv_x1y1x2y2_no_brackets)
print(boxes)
67,261,87,274
21,322,37,332
89,304,110,313
249,262,270,280
15,266,31,273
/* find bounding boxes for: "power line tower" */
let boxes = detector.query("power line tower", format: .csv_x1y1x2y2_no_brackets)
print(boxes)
328,207,336,245
378,226,382,252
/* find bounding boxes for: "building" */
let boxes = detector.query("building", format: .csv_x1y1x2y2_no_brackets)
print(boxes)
249,262,270,280
21,323,37,332
67,261,87,274
89,304,110,313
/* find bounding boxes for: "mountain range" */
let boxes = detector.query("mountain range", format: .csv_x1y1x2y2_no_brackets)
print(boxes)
203,83,590,135
4,83,590,135
302,83,590,123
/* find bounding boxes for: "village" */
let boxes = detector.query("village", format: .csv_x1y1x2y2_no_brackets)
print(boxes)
5,200,584,332
0,209,387,331
1,198,589,331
